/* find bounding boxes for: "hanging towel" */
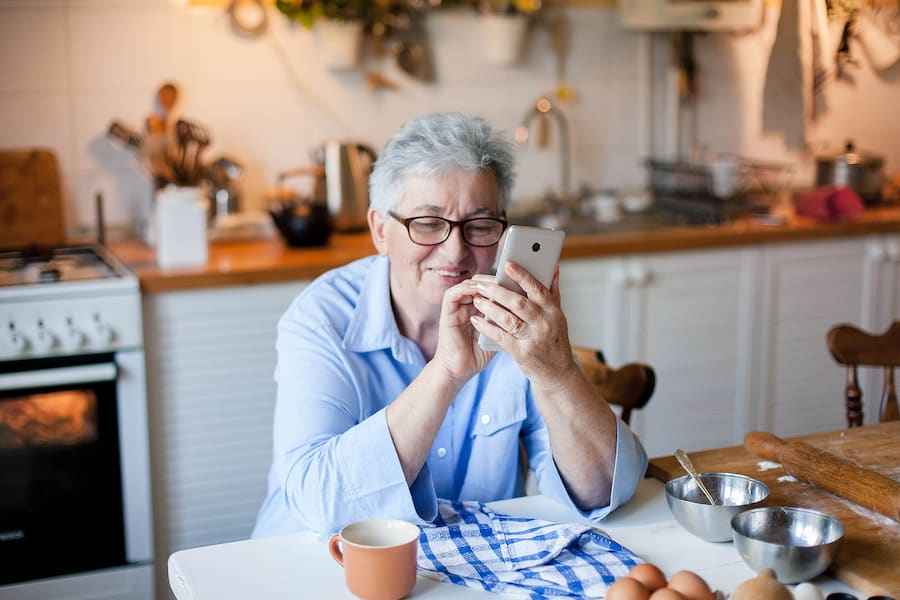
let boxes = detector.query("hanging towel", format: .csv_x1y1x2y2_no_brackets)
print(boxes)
810,0,833,118
417,499,642,598
762,0,814,150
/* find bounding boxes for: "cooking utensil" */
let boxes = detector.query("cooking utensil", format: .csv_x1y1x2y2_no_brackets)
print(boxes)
174,118,211,185
107,120,144,150
731,507,844,584
815,140,884,204
310,141,377,232
675,448,717,504
744,431,900,522
665,472,769,542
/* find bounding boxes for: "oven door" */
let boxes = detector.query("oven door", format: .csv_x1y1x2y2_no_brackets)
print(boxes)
0,353,132,585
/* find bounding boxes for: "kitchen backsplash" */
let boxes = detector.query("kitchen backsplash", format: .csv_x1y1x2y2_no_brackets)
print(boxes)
1,0,898,236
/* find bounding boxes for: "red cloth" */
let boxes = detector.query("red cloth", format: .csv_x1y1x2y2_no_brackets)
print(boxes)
794,186,864,220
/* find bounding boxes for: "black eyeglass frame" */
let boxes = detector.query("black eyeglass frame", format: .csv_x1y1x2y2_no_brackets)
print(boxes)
388,210,509,247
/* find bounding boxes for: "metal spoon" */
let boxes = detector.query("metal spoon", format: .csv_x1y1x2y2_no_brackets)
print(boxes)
675,448,717,505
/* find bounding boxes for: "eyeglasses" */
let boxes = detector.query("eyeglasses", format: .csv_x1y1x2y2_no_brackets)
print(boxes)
388,211,508,247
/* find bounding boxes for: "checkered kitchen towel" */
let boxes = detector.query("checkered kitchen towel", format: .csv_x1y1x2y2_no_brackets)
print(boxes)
417,499,642,598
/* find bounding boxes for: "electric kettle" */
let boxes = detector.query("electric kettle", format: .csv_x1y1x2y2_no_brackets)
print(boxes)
313,141,377,232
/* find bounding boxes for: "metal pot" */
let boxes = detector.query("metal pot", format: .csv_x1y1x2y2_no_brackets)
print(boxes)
815,140,884,204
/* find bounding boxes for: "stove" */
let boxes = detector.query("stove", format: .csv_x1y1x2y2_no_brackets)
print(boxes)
0,244,154,599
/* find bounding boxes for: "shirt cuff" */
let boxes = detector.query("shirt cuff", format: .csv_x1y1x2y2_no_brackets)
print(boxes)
539,417,648,521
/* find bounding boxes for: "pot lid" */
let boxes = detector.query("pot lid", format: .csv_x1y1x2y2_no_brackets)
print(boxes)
817,139,884,167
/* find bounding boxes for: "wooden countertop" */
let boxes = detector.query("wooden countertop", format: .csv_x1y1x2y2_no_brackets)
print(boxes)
647,422,900,596
107,207,900,294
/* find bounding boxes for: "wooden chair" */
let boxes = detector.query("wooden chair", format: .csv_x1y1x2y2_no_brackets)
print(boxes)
826,321,900,427
571,347,656,425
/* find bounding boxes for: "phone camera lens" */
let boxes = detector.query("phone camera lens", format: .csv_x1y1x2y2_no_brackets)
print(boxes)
531,242,541,252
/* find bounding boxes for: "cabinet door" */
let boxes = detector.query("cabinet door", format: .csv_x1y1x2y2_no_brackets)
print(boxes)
558,257,621,358
620,248,755,457
755,238,869,437
142,281,306,597
858,234,900,422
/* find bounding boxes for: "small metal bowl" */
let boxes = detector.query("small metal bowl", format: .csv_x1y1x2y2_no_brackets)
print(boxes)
665,472,770,542
731,506,845,583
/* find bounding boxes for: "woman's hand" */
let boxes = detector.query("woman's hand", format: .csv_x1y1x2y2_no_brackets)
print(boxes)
431,279,496,381
469,261,577,384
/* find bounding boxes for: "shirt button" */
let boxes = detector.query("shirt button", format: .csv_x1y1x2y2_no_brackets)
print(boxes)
480,414,491,425
437,447,447,459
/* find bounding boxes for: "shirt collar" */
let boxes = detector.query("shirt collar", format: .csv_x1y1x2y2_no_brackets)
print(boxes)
343,255,422,364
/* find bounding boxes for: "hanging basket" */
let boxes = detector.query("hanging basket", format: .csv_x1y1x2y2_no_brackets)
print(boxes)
316,19,364,71
481,13,529,67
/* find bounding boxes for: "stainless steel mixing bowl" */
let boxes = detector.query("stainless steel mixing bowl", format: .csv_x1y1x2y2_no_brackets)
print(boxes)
731,506,845,583
665,472,770,542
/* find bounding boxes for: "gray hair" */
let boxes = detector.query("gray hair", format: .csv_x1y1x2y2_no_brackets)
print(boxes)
368,112,516,215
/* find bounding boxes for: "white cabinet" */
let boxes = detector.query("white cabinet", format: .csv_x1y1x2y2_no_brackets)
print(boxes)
753,238,870,437
562,248,756,457
142,281,306,599
858,233,900,422
560,235,892,456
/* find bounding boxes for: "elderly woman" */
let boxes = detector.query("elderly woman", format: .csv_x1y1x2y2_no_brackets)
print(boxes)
252,112,647,538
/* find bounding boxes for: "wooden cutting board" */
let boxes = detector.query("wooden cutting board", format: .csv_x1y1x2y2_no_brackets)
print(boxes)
647,421,900,597
0,149,64,249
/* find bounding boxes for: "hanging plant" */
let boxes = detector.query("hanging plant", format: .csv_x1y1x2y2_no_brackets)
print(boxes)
275,0,372,29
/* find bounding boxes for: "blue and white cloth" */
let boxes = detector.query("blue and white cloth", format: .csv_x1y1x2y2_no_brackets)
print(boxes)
417,500,643,598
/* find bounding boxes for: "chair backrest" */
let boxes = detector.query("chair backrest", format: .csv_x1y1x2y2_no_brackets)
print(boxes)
826,321,900,427
571,347,656,425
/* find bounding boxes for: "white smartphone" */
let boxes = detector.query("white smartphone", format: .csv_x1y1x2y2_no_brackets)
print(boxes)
477,225,566,351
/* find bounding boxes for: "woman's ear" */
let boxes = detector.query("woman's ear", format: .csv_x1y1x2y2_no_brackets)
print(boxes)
368,207,389,256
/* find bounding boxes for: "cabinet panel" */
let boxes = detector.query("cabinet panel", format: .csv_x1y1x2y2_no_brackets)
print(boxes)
756,239,868,438
559,257,620,356
143,281,306,598
624,249,754,457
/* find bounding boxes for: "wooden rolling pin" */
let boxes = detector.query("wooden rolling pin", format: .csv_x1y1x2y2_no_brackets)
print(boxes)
744,431,900,522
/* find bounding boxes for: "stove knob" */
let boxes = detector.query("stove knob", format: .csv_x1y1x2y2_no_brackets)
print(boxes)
64,318,85,350
34,320,57,352
93,315,113,345
7,323,29,354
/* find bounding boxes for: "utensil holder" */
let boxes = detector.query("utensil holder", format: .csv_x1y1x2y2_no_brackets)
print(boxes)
155,186,209,268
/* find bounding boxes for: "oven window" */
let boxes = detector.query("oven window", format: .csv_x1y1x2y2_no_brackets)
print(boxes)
0,373,126,585
0,390,98,449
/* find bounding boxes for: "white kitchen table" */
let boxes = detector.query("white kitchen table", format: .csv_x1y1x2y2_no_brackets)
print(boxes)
168,479,862,599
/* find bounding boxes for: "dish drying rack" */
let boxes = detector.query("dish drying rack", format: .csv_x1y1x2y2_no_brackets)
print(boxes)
644,156,795,224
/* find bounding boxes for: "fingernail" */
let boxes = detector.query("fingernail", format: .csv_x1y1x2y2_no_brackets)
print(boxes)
470,315,480,325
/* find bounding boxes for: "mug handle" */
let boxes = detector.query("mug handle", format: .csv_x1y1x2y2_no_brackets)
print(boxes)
327,535,344,566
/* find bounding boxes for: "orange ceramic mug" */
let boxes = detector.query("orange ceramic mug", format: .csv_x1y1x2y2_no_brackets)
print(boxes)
328,518,420,600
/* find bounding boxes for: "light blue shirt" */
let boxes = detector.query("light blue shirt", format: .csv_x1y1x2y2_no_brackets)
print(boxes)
252,255,648,538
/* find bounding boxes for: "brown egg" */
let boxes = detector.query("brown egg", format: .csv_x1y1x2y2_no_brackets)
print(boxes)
650,589,686,600
666,570,715,600
628,563,668,591
606,576,651,600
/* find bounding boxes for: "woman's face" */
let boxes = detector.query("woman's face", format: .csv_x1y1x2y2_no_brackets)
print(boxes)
369,169,501,319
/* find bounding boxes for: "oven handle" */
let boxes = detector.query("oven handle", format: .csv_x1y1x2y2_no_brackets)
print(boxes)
0,362,118,391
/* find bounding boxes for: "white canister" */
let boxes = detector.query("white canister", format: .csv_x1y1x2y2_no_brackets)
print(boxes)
155,187,209,268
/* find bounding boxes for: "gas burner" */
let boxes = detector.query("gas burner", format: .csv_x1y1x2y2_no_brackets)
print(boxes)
0,246,124,288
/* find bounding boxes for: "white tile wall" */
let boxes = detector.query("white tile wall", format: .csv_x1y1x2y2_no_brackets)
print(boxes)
1,2,898,236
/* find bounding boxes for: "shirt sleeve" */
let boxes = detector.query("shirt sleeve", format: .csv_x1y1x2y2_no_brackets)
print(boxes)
268,310,437,535
526,413,648,521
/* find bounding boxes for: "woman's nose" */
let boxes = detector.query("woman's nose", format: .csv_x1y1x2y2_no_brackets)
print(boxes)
441,224,469,259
